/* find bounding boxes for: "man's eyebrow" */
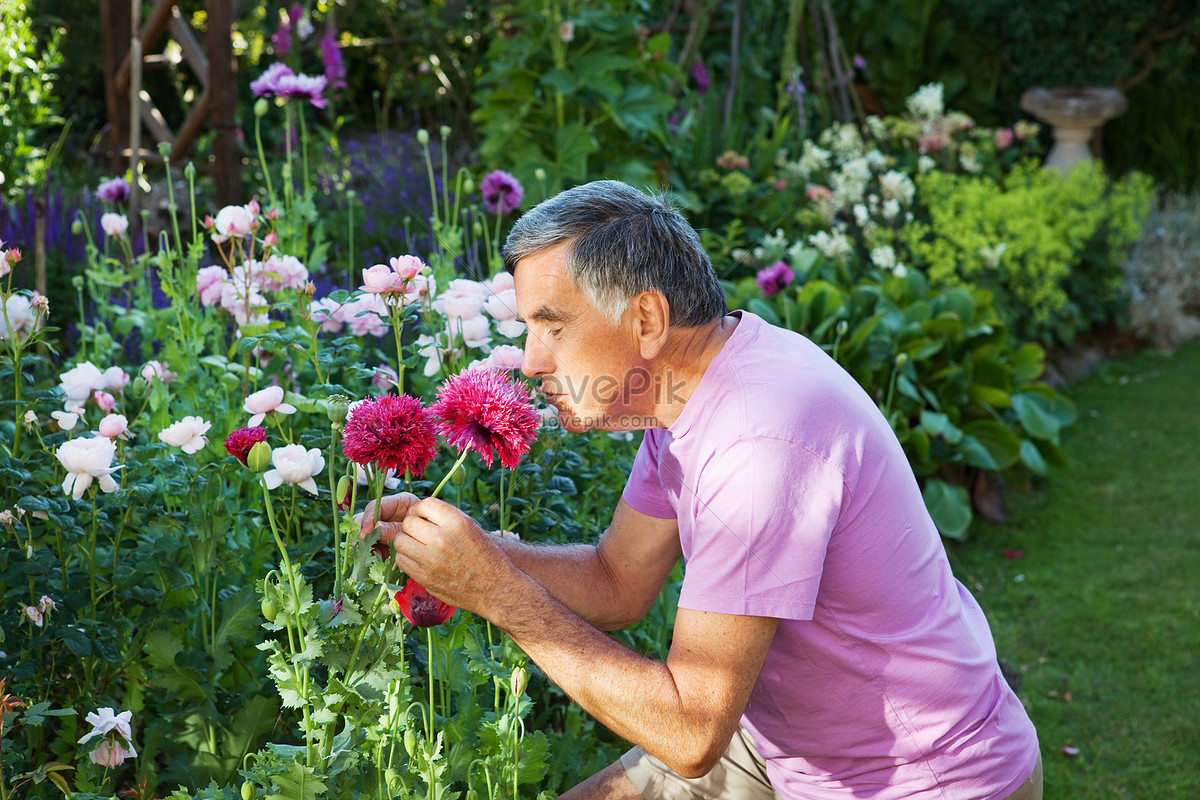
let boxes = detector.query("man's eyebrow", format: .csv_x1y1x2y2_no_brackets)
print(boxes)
515,305,570,325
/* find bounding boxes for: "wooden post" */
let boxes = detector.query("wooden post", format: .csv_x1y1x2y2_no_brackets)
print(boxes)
99,0,131,172
207,0,242,207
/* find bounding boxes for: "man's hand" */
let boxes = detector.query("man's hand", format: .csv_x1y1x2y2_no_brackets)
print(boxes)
358,491,420,544
377,496,521,617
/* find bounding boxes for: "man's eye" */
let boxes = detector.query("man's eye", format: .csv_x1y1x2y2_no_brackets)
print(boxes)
549,328,563,338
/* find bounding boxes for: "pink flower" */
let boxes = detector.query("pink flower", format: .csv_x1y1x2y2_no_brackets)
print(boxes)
394,579,455,627
275,72,327,108
95,178,130,204
430,367,539,469
51,410,79,431
261,254,309,291
140,360,177,383
197,265,229,306
100,366,129,391
372,365,399,391
98,414,129,439
310,297,345,333
244,385,298,427
263,443,325,494
361,264,408,294
224,426,267,465
484,344,525,371
994,127,1015,150
390,254,426,281
487,270,515,294
22,605,43,627
56,437,122,499
251,62,294,97
341,294,388,337
480,170,524,215
93,390,116,412
320,25,346,89
100,213,128,238
756,261,795,297
60,361,105,408
483,288,518,322
158,416,212,454
558,20,575,43
435,288,485,322
90,740,136,768
341,394,438,476
455,316,492,349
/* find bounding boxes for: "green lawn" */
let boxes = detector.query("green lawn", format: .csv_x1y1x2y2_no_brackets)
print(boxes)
947,341,1200,798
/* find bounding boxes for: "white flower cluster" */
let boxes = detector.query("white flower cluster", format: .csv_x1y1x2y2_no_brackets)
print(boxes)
906,82,945,120
416,271,527,378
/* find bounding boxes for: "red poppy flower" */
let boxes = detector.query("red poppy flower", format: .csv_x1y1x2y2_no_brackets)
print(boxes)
430,367,539,470
341,394,438,476
394,579,455,627
224,426,267,465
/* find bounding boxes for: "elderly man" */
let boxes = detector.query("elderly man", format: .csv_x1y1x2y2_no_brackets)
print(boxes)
363,180,1042,799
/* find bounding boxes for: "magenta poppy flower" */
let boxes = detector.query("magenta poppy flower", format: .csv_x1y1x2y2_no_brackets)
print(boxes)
341,394,438,477
250,62,294,98
480,170,524,215
756,261,795,297
224,427,267,465
430,367,539,470
95,178,130,205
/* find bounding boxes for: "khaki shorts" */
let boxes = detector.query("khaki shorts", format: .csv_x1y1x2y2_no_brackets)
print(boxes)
620,728,1043,800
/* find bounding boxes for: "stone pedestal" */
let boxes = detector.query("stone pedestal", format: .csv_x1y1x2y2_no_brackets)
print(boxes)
1019,87,1127,175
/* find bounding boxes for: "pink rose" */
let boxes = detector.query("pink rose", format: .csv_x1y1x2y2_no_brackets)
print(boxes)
244,385,298,427
98,414,129,439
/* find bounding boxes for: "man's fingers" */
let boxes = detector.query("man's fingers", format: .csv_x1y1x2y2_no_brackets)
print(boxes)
357,492,420,538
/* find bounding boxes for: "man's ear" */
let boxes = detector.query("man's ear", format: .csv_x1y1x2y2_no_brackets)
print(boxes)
631,291,670,359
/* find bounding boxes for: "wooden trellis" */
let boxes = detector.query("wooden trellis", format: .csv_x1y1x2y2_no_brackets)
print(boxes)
100,0,242,209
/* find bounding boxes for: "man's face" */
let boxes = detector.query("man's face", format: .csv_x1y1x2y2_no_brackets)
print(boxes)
513,241,647,433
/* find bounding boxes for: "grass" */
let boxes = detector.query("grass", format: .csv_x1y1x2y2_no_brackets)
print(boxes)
946,340,1200,798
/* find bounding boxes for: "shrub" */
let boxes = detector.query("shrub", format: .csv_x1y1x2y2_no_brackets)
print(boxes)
1123,192,1200,351
0,2,64,202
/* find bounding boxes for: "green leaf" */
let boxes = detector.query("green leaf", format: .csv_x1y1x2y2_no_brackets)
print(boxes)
922,479,972,540
919,410,963,444
267,759,327,800
960,420,1022,470
143,630,209,702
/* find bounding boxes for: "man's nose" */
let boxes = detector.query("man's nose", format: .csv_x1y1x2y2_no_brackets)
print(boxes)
521,333,552,378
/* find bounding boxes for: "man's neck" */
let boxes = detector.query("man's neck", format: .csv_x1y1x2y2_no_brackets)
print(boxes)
643,313,740,429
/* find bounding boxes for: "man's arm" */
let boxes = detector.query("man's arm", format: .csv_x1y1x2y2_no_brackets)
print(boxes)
361,494,682,630
390,496,779,778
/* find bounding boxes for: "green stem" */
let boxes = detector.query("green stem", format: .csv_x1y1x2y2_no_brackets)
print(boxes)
256,108,276,205
430,449,472,499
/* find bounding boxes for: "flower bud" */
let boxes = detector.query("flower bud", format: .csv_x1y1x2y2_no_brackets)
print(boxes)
255,98,269,117
247,441,273,473
261,598,278,622
241,781,256,800
336,475,353,511
462,177,475,196
404,728,418,757
510,666,528,697
416,128,429,145
895,353,909,368
439,125,451,140
71,219,84,235
534,168,546,183
836,320,849,337
184,162,196,181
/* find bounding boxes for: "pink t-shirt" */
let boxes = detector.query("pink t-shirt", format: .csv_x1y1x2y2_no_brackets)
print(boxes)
622,311,1039,799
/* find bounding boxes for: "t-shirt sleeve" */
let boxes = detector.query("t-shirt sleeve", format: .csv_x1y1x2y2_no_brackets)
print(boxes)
678,436,846,621
621,430,676,520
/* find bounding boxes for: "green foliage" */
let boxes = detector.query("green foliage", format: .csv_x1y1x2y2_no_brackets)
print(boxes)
471,0,680,193
0,1,64,202
900,161,1154,344
728,258,1075,539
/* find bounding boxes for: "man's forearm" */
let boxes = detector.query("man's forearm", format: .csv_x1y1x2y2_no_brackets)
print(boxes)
492,537,640,630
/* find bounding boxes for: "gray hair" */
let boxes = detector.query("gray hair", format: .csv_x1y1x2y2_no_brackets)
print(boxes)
501,180,727,327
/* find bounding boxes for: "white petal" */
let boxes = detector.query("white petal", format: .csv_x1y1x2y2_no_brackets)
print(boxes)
98,474,120,493
298,477,319,495
276,403,297,415
247,413,265,427
72,474,93,500
263,470,282,490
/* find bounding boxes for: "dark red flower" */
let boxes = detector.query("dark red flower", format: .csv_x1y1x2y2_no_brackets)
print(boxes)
394,579,455,627
224,426,267,465
430,367,539,469
341,394,438,476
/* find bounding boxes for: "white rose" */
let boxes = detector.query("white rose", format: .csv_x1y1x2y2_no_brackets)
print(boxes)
158,416,211,454
56,437,122,499
263,444,325,495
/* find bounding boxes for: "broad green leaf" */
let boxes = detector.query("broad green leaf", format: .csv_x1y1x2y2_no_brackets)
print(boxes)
922,479,972,540
961,420,1022,470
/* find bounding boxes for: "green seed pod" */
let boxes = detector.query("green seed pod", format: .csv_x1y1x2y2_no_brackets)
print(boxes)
327,394,350,424
417,128,429,145
254,98,269,117
404,728,417,757
241,781,255,800
261,598,278,622
510,666,528,698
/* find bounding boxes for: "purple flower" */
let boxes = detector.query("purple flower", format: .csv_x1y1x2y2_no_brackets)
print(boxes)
480,170,524,215
250,62,294,98
756,261,795,297
271,21,291,55
853,54,867,72
95,178,130,205
691,61,710,95
320,26,346,89
276,73,328,109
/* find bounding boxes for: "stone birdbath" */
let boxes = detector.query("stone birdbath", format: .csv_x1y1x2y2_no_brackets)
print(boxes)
1019,87,1128,175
